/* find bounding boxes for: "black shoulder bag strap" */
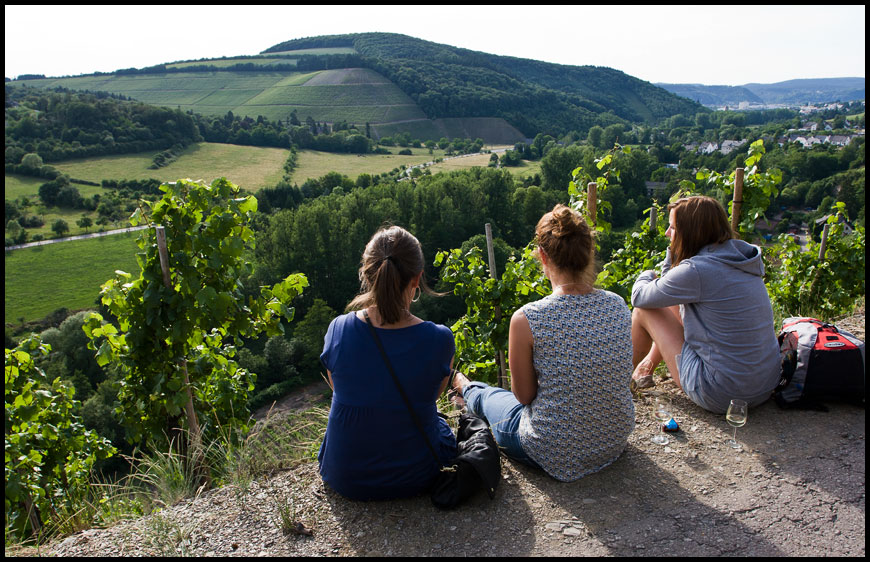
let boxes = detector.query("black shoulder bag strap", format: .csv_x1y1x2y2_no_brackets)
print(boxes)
363,310,456,473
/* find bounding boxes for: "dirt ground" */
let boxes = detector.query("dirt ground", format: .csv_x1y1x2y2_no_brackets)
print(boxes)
31,311,867,557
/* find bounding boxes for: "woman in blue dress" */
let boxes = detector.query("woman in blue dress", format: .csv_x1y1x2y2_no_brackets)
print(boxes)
318,225,457,500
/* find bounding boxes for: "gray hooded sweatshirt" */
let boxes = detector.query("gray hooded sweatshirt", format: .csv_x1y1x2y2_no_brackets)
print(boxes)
631,239,780,413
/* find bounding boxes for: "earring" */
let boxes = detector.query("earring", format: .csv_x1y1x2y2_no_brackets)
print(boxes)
412,286,421,302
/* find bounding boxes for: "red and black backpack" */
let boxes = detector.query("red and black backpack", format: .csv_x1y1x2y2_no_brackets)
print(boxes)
775,317,865,411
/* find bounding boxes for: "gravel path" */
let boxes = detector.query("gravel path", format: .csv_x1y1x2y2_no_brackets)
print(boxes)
39,311,865,557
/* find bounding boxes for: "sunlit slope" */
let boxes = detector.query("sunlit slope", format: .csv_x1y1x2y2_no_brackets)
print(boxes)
13,68,426,124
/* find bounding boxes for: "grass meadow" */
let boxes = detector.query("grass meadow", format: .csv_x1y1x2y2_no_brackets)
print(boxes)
416,146,540,180
52,142,290,191
5,231,141,325
5,174,44,201
292,147,448,183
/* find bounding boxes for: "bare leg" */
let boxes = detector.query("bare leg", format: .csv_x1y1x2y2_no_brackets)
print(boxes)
631,344,664,388
631,306,685,390
449,370,472,408
451,370,471,396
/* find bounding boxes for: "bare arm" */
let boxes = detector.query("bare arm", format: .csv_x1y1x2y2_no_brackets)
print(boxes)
508,309,537,405
437,357,455,397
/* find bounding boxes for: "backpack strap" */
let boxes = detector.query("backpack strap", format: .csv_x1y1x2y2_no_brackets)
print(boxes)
363,310,456,473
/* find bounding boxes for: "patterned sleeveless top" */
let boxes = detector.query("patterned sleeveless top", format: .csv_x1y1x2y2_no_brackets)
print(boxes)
518,290,635,481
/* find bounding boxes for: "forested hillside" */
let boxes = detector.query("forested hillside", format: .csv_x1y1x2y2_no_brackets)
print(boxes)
263,32,708,136
4,87,202,163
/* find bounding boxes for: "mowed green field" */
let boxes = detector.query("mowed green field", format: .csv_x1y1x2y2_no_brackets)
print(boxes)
293,147,445,183
11,68,424,125
292,145,522,183
52,142,290,191
5,231,141,325
425,149,542,181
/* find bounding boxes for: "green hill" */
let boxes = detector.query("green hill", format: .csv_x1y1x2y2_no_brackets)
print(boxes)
263,33,707,135
10,32,705,142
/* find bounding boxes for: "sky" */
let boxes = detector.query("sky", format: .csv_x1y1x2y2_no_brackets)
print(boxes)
4,4,865,86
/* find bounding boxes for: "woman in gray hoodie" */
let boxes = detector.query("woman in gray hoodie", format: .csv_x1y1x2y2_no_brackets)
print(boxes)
630,196,780,414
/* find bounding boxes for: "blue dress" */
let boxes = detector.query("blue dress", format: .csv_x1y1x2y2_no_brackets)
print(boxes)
318,312,457,500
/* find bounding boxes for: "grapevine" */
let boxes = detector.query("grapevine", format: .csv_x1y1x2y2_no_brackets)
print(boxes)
83,178,307,462
5,336,115,538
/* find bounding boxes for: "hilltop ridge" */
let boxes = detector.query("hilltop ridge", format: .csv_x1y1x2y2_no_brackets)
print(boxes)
262,32,706,135
658,77,865,107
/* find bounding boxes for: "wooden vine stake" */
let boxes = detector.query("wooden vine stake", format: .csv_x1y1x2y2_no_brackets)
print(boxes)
155,226,207,483
731,168,745,236
817,223,830,261
587,182,598,227
485,223,508,389
649,206,657,232
808,222,832,304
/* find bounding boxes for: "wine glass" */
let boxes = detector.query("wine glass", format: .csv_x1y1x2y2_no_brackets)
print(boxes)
651,396,671,445
726,399,748,449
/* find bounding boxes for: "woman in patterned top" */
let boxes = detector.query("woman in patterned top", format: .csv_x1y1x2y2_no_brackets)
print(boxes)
451,204,635,481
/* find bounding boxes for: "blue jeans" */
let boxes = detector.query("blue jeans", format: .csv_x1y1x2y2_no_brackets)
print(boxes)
462,381,540,468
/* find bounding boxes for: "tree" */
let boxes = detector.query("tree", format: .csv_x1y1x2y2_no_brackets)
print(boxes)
76,215,93,232
6,217,21,235
540,145,592,191
20,152,43,169
6,146,26,164
56,184,83,208
51,218,69,237
602,124,624,148
83,178,308,478
5,198,21,224
6,219,27,245
499,150,521,166
587,125,604,149
292,298,337,360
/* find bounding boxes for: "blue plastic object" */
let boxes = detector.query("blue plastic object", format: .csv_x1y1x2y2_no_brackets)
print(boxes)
662,418,679,432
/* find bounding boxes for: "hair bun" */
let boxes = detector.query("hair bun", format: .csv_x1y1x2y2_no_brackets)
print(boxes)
551,205,583,238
